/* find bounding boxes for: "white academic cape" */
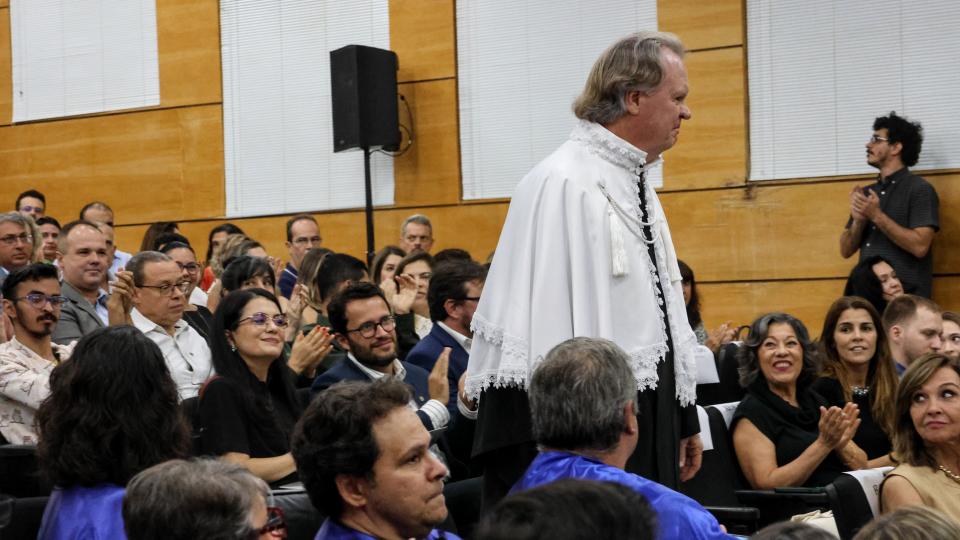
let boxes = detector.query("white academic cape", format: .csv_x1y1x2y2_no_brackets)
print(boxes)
466,120,698,407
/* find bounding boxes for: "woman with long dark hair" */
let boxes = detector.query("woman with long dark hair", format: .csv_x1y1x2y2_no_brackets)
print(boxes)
814,296,898,466
678,260,734,352
200,288,321,486
37,326,189,539
843,255,906,315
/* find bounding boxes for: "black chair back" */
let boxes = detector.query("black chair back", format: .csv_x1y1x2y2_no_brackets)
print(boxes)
826,468,892,540
179,397,202,456
679,405,746,507
0,445,48,498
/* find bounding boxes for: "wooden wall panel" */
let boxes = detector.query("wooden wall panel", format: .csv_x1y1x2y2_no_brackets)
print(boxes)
663,47,746,190
157,0,222,107
665,171,960,282
658,0,743,51
390,0,456,82
0,105,224,225
394,79,461,206
116,202,510,268
701,275,960,336
0,8,10,126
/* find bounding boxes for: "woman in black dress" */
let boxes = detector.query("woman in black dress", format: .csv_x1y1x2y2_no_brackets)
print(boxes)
199,288,311,486
814,296,897,467
732,312,868,488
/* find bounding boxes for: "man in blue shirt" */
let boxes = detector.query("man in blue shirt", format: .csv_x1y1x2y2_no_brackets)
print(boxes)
292,379,461,540
512,337,733,540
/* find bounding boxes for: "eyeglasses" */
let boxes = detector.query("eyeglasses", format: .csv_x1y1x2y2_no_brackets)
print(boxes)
175,261,202,273
0,233,33,246
16,293,68,309
238,312,289,328
347,315,396,338
256,506,287,537
292,235,322,246
869,135,890,144
137,280,191,296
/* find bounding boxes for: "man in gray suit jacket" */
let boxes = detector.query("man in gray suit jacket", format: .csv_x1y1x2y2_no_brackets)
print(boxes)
52,221,111,346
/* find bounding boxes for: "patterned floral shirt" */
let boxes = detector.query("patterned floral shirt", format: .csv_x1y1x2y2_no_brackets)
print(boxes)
0,337,75,444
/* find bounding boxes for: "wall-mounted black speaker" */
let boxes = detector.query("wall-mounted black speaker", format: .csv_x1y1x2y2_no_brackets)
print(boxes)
330,45,400,152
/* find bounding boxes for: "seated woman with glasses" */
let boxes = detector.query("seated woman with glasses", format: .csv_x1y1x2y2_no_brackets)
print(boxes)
732,312,867,489
199,288,319,486
36,326,189,539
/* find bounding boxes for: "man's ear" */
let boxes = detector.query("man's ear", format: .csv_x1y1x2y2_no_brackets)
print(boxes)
335,474,369,509
1,299,16,322
623,401,638,436
443,298,459,321
889,324,903,342
889,141,904,158
624,89,646,115
336,333,352,352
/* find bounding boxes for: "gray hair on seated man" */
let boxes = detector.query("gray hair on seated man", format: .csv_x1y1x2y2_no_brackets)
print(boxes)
125,250,172,285
122,458,279,540
529,337,636,451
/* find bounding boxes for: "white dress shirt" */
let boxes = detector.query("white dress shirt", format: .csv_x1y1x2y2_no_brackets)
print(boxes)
346,353,450,429
131,308,214,400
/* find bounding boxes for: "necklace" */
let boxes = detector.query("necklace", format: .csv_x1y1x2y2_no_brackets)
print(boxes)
851,385,870,397
939,465,960,485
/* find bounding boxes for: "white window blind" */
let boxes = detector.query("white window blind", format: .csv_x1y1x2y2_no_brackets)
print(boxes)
747,0,960,181
220,0,393,217
10,0,160,122
457,1,661,200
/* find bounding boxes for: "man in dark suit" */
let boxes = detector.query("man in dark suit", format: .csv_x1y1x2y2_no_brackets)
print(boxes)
52,221,111,345
311,281,455,431
406,260,486,416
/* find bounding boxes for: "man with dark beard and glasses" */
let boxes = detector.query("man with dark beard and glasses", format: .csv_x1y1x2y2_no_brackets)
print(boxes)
0,263,75,444
311,282,456,432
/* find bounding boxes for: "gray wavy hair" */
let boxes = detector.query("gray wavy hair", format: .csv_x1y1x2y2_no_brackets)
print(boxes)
573,31,685,125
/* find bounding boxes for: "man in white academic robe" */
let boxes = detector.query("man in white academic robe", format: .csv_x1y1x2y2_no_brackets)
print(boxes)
465,31,703,508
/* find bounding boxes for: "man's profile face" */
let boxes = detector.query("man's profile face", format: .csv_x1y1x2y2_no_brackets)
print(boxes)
898,307,943,364
286,218,322,268
58,225,108,292
0,221,33,271
338,296,398,368
132,260,186,328
17,197,45,219
629,47,691,158
363,406,449,539
3,278,61,338
400,223,433,253
866,128,895,169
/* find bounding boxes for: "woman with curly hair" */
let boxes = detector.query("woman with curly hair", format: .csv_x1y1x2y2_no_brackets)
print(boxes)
36,326,190,539
732,312,867,489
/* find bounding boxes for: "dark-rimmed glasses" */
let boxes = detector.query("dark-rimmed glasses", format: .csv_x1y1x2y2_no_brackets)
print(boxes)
16,293,68,309
238,312,289,328
346,315,396,338
255,506,287,538
137,281,191,296
0,233,32,246
175,261,202,273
